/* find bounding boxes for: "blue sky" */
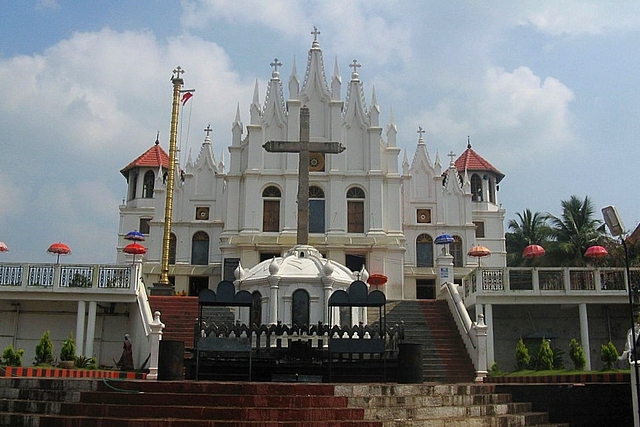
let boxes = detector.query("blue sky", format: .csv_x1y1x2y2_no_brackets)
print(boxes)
1,1,639,263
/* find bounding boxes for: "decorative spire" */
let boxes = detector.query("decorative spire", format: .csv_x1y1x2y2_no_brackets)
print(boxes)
289,56,300,99
155,131,160,145
467,135,472,149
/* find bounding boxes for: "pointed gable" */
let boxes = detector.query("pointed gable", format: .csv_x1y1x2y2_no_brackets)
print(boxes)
120,141,169,178
454,142,504,183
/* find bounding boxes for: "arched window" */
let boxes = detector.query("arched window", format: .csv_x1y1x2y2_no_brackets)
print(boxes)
451,236,463,267
251,291,262,327
191,231,209,265
309,186,325,234
142,170,155,199
488,177,495,204
292,289,310,328
169,233,177,264
347,187,365,233
416,234,434,267
128,171,138,201
262,186,281,232
471,174,482,202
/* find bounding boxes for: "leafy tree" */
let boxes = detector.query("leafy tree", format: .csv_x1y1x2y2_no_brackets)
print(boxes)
569,338,586,370
515,338,530,370
506,209,552,266
547,195,602,266
601,342,619,370
34,330,54,366
536,339,554,371
2,345,24,367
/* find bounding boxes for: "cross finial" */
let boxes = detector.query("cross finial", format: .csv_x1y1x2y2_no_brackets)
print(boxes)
349,59,361,75
204,124,212,137
448,151,456,165
172,66,184,81
417,126,425,139
270,58,282,72
467,135,472,149
311,26,321,42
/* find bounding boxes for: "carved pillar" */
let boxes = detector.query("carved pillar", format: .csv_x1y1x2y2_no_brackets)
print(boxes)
147,311,165,380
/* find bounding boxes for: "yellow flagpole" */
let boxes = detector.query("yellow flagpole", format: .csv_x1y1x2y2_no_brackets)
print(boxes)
158,67,184,287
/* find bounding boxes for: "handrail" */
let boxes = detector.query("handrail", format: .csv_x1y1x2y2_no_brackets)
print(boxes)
442,282,476,348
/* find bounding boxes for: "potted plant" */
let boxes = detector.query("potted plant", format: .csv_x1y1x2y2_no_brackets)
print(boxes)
59,333,76,369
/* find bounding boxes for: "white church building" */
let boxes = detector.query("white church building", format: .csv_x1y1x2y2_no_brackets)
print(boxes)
117,32,506,327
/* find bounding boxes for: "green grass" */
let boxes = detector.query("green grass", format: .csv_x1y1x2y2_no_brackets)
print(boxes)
502,369,629,377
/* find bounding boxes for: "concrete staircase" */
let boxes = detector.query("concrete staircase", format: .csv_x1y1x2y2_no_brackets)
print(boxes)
150,296,235,351
0,378,569,427
377,300,477,383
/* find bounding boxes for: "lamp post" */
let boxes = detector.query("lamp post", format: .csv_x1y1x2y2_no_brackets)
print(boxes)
602,205,640,424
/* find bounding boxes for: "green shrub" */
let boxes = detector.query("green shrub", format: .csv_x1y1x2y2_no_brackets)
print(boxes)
34,330,54,366
74,355,97,369
488,362,503,377
529,338,555,371
569,338,586,370
515,338,530,370
552,346,565,369
59,333,76,362
2,345,25,367
601,341,619,370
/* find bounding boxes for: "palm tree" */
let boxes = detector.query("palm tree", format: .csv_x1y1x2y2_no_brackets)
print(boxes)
547,195,602,266
506,209,552,266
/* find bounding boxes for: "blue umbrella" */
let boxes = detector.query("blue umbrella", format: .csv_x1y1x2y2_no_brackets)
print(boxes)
125,230,145,242
434,234,454,245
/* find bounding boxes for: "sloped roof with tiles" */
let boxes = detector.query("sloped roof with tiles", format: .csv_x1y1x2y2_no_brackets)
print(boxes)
454,142,505,183
120,140,169,178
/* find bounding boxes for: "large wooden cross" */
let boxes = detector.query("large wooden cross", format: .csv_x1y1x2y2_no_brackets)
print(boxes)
263,106,345,245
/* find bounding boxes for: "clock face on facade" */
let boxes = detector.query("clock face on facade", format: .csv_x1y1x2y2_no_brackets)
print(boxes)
309,152,325,172
196,207,210,221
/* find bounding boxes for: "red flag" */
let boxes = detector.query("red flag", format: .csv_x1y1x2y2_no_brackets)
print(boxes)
181,92,193,105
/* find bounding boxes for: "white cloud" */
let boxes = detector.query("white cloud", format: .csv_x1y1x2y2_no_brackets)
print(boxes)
411,66,576,165
519,2,640,36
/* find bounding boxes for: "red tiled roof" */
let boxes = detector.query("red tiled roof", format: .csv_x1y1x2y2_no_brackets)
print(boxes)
120,142,169,177
454,145,504,183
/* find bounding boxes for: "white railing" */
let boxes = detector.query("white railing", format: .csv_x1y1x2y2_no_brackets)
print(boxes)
464,266,637,301
441,282,488,382
0,263,135,294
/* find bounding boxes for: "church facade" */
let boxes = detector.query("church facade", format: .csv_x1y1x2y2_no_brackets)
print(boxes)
117,32,506,325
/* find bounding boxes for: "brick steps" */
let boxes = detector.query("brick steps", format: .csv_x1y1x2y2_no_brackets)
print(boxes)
0,379,568,427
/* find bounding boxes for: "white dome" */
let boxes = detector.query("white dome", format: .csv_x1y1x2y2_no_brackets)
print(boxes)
238,245,355,286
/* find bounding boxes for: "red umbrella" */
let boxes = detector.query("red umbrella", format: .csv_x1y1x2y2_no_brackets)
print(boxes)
367,274,388,287
0,242,8,252
468,245,491,266
584,245,608,258
124,243,147,263
523,244,545,259
468,245,491,258
47,242,71,264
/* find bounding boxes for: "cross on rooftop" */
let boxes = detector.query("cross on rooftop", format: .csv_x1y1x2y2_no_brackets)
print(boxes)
204,125,212,137
349,59,361,74
270,58,282,72
311,26,321,41
263,107,345,245
417,127,425,139
448,151,456,165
